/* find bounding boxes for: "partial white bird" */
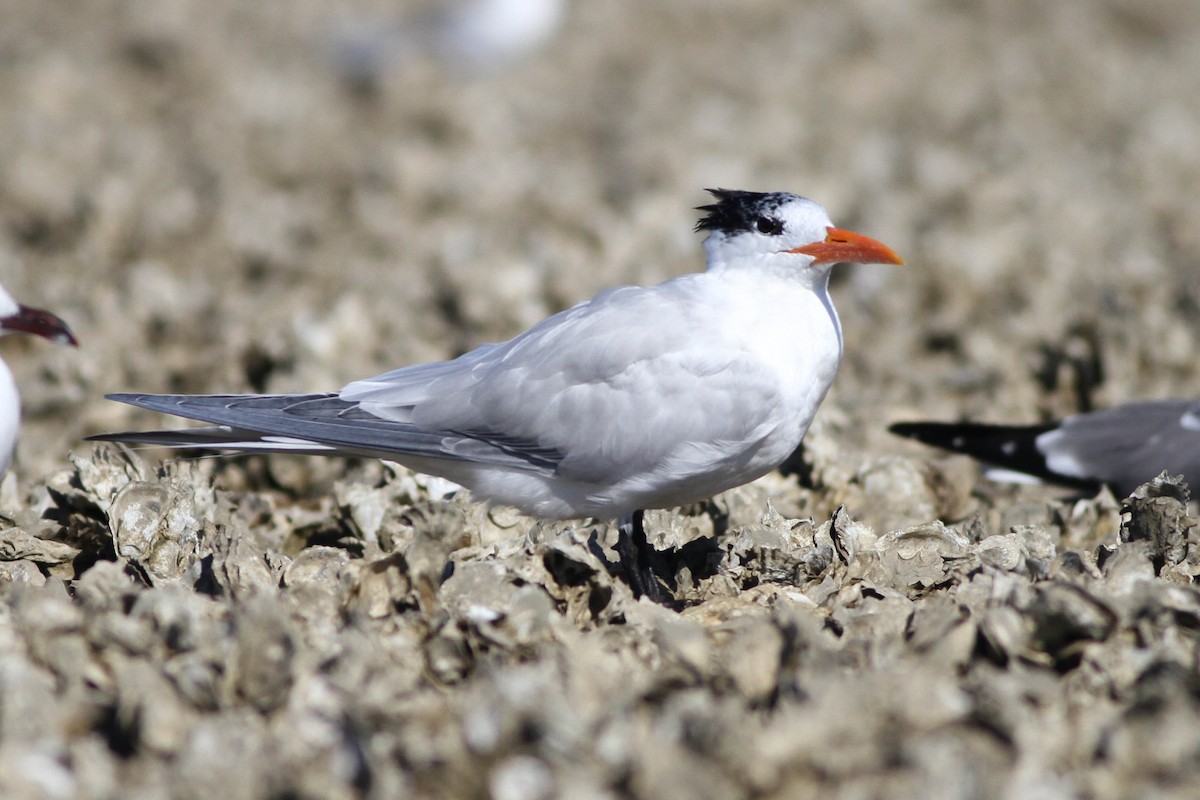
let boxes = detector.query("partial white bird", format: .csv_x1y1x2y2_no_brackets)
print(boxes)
0,284,77,477
891,399,1200,498
93,190,903,599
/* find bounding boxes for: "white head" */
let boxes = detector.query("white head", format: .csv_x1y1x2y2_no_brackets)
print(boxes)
695,189,903,280
0,284,17,319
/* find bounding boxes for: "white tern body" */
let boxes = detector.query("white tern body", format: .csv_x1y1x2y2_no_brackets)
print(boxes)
98,190,903,520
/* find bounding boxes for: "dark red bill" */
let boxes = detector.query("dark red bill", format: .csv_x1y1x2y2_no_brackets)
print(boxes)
1,304,78,346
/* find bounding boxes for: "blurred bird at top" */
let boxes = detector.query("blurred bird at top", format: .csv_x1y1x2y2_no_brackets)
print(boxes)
331,0,566,85
0,283,77,478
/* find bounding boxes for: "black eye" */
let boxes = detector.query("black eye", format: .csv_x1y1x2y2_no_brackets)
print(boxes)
756,217,783,235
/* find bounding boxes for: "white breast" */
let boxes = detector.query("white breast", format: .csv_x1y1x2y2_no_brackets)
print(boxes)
0,360,21,478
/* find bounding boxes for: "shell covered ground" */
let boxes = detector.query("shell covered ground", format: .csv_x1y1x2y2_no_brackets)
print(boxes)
3,1,1200,798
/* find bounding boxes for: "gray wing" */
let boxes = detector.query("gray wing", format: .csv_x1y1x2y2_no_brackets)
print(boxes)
1038,399,1200,495
338,280,786,486
92,392,563,472
97,277,786,487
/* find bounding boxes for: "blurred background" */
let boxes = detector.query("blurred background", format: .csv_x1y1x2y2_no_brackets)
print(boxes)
3,0,1200,491
4,5,1200,797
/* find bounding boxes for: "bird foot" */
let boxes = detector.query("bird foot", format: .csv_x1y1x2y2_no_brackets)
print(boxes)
615,510,673,605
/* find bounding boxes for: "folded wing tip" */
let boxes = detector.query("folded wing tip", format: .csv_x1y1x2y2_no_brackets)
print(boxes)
887,421,954,444
84,431,128,443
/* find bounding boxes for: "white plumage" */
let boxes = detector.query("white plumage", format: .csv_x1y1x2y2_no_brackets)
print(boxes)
97,190,903,521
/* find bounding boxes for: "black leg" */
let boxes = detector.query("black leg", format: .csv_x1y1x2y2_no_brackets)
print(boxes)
615,509,671,604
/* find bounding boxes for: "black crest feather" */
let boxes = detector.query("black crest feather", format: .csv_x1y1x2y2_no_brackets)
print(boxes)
694,188,798,234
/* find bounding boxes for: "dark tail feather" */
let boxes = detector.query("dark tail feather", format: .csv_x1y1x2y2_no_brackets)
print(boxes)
87,425,338,455
888,420,1096,489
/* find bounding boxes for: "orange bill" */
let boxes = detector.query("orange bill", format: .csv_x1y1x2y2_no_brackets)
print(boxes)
787,227,904,266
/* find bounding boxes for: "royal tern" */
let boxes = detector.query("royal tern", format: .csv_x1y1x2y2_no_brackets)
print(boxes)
93,190,903,600
890,399,1200,497
0,283,77,477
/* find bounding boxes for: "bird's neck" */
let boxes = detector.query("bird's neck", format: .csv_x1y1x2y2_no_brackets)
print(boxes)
705,248,833,287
